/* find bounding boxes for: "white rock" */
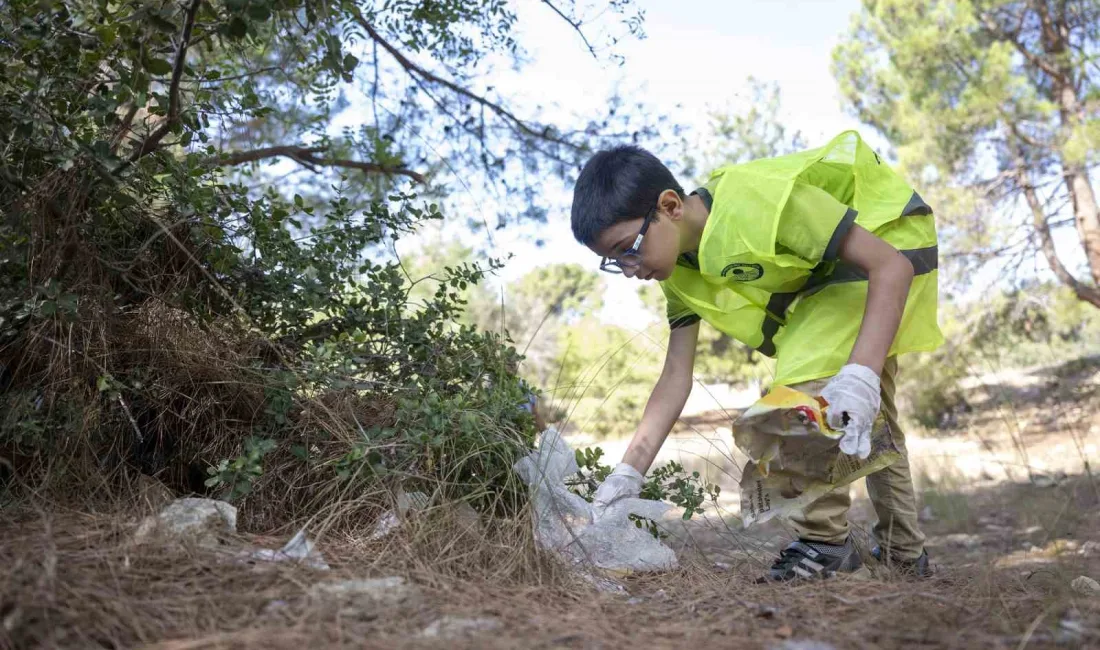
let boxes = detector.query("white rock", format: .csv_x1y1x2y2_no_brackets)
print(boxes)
576,570,628,595
1071,576,1100,596
309,577,420,609
262,599,291,616
771,642,836,650
1031,473,1060,488
133,497,236,545
1057,618,1085,642
420,616,501,638
942,533,981,549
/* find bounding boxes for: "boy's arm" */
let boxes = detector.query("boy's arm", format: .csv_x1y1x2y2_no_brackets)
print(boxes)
591,321,698,516
773,182,913,373
836,224,914,375
621,321,699,473
820,224,913,458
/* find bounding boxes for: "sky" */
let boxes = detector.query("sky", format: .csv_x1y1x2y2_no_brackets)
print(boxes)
386,0,1087,324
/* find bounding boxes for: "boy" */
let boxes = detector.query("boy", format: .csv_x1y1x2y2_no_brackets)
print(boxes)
569,132,942,581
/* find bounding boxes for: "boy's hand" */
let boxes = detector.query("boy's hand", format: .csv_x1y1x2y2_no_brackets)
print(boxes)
820,364,881,459
592,463,644,519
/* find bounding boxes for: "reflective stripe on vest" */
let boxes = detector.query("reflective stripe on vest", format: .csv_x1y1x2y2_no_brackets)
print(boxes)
753,191,936,357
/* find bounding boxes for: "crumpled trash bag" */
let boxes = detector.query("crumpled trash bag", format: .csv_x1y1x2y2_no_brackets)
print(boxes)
368,510,402,540
513,428,677,574
733,385,838,476
241,528,330,570
733,385,900,527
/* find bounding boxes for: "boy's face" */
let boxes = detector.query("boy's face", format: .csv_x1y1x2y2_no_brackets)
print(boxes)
589,211,681,281
588,190,683,282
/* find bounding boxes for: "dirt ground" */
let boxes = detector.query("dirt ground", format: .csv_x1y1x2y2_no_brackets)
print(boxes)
3,356,1100,649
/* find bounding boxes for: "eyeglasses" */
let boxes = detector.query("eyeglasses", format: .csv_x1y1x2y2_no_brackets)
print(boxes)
599,207,656,274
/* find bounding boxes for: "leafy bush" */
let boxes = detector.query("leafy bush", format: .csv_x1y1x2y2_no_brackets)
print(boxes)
0,0,556,526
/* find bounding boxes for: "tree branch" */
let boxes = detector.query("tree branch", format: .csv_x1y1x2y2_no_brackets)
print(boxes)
541,1,599,60
354,13,582,153
978,9,1064,80
216,145,426,183
192,65,283,84
218,145,326,166
110,103,141,154
125,0,202,164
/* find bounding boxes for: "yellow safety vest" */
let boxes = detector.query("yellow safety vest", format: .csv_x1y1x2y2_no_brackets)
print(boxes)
660,131,943,386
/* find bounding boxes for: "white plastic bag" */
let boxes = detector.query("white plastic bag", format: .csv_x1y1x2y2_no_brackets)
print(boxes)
513,428,678,574
242,528,330,570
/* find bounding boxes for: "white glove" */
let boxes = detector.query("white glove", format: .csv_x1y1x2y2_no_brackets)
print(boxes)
591,463,644,519
819,364,881,459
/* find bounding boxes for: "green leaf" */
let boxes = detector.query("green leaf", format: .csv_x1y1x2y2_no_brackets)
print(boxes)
96,25,118,45
145,58,173,75
248,4,272,21
343,53,359,72
227,17,248,39
150,16,177,33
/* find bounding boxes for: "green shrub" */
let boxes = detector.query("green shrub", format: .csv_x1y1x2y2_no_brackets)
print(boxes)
0,0,541,525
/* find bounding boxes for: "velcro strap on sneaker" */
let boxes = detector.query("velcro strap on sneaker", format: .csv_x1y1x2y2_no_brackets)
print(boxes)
787,541,821,561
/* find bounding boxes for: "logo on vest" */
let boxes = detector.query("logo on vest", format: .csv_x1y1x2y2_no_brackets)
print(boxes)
721,262,764,282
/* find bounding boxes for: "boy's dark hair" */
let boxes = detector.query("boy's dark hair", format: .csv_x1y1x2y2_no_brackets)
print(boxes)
570,145,685,245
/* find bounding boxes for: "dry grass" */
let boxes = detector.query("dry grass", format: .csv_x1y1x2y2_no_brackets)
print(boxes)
2,298,394,529
3,470,1100,650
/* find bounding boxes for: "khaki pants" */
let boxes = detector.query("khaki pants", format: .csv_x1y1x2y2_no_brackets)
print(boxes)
786,358,926,560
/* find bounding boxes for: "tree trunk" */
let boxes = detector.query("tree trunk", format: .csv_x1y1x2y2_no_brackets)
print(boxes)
1036,0,1100,285
1013,146,1100,308
1065,164,1100,286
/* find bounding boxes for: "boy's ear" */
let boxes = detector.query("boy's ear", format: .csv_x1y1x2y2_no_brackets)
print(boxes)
658,188,684,221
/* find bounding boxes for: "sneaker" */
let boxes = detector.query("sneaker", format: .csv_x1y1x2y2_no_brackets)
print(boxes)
756,538,863,583
871,546,933,577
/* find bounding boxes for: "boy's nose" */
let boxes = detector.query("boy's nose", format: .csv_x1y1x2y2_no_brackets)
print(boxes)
622,265,639,279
